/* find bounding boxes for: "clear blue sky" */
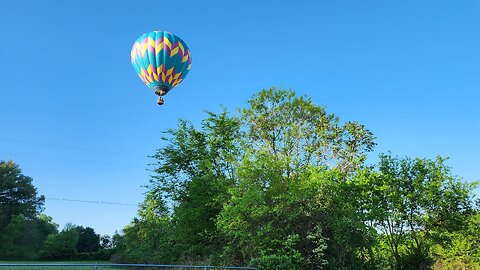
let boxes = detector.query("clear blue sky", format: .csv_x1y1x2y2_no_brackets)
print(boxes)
1,0,479,236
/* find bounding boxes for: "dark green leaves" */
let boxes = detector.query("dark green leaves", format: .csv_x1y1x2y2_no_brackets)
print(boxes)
0,160,45,232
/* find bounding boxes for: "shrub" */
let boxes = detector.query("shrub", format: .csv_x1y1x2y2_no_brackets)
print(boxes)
250,255,301,270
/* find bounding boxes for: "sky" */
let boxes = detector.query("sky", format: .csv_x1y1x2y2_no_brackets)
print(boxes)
0,0,479,236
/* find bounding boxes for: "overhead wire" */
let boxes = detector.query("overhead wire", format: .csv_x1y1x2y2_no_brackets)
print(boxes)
0,137,149,158
45,197,139,207
1,137,149,208
0,136,154,168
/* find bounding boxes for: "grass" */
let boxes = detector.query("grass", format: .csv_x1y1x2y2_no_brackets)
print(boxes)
0,261,245,270
0,261,226,270
0,261,128,270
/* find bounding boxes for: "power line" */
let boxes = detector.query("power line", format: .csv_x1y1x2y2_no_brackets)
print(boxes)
0,137,148,158
45,197,139,207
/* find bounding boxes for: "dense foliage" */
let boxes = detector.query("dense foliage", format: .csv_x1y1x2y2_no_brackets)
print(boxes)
0,160,45,233
0,161,117,260
117,88,479,269
1,88,478,269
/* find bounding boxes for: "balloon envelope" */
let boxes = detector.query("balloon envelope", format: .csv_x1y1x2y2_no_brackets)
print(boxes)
131,31,192,94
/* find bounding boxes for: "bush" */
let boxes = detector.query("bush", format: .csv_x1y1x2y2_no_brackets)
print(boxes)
76,249,114,260
40,226,78,260
250,255,301,270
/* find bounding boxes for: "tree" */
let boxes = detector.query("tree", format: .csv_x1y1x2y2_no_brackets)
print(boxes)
119,87,477,270
121,88,378,267
431,211,480,269
41,223,79,260
111,231,125,251
0,214,58,260
217,88,377,269
240,87,376,175
100,235,112,249
0,160,45,233
0,160,50,260
121,109,242,263
357,154,478,270
76,226,100,253
122,217,175,263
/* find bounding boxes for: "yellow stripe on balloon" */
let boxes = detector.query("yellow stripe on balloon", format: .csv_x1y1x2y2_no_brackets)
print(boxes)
155,43,164,54
178,42,184,55
164,38,172,49
170,47,179,57
167,67,174,76
141,43,148,56
147,37,155,47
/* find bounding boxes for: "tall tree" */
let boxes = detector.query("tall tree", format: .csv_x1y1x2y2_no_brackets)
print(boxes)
241,87,376,175
217,88,377,269
119,87,477,269
0,160,45,233
129,108,242,262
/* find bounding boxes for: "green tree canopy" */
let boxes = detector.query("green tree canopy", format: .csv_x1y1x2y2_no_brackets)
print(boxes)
118,87,479,270
0,214,58,260
0,160,45,232
75,226,100,253
40,223,79,260
355,154,478,269
217,88,378,269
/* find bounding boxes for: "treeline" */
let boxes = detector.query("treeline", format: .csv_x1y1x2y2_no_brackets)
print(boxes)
2,88,479,269
0,161,120,260
114,88,480,270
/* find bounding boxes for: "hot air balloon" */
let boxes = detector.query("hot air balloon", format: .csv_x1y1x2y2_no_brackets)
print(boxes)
131,31,192,105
